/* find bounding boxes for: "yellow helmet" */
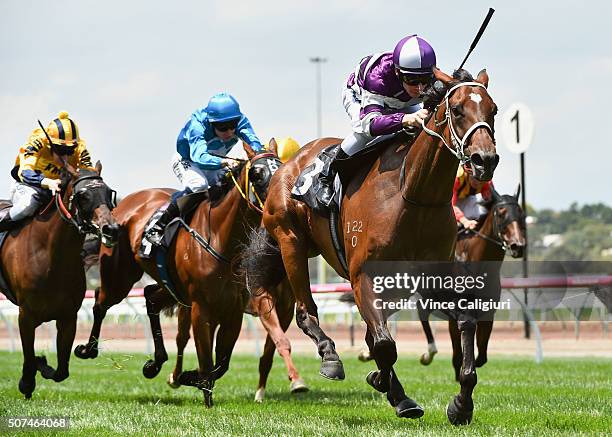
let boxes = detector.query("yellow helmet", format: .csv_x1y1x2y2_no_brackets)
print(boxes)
269,137,300,163
45,111,80,147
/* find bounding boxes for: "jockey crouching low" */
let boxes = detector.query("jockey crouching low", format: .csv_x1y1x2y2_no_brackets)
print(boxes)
317,34,437,207
144,92,264,246
453,165,494,230
0,111,94,231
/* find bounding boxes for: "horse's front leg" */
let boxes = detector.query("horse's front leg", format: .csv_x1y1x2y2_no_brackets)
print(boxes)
74,287,107,359
447,318,477,425
142,284,174,378
359,273,424,419
18,310,38,399
475,320,493,367
50,315,77,382
168,304,191,388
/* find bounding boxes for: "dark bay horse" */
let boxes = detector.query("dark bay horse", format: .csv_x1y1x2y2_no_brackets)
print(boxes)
244,68,499,424
1,162,118,398
418,188,525,375
166,279,308,402
76,142,282,406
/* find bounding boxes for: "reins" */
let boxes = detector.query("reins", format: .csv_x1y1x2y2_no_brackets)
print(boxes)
228,152,278,214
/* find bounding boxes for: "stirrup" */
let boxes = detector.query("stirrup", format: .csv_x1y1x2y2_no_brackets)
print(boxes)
144,226,164,246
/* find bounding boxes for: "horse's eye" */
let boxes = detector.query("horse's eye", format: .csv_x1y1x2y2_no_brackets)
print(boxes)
451,105,463,117
491,105,498,116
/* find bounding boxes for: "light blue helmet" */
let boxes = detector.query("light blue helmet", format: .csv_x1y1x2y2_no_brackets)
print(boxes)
206,93,242,123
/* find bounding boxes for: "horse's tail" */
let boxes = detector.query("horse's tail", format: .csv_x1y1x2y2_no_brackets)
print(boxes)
162,303,178,318
81,238,101,271
240,227,286,297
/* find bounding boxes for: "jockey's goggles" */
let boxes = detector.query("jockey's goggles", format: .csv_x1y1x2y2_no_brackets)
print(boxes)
52,142,77,155
212,120,238,132
400,73,433,86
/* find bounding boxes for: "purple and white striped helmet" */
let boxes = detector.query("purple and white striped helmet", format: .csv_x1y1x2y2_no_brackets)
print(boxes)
392,34,436,75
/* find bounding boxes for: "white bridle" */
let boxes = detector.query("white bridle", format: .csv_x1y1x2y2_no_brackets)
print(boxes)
421,81,493,165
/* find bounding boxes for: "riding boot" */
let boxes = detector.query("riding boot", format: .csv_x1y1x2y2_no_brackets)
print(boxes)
144,201,180,246
316,146,349,207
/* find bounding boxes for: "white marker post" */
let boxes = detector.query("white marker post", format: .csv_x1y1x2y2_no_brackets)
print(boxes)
501,103,535,338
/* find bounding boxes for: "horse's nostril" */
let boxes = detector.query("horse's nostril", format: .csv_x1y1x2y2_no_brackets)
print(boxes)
471,153,484,166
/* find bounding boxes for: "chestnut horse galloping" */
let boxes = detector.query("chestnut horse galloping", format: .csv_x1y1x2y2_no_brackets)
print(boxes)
418,187,526,371
76,142,283,406
244,68,499,424
168,280,308,403
1,162,118,399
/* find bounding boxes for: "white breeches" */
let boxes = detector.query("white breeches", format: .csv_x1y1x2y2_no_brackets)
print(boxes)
456,194,488,221
171,152,221,192
9,181,43,220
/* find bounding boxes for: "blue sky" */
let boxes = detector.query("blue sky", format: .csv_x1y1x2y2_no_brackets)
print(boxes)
1,0,610,209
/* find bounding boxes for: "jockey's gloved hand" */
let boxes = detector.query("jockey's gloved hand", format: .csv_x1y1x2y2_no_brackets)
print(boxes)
41,178,62,194
460,217,478,230
402,109,429,128
222,158,239,170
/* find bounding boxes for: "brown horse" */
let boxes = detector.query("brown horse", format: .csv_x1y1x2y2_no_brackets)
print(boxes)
1,162,118,399
166,279,308,402
243,68,499,424
76,141,283,406
356,188,525,370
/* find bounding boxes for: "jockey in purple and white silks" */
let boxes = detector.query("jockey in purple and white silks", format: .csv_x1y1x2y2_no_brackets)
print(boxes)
317,35,437,207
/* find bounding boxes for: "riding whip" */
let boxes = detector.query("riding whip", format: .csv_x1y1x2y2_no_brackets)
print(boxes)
458,7,495,70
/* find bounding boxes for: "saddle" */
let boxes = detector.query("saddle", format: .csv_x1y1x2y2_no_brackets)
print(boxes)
291,129,419,276
0,200,17,304
291,129,417,216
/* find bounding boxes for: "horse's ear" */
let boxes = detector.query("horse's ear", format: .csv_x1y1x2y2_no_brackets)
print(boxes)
433,67,455,86
268,137,278,156
476,69,489,88
95,160,103,175
243,141,256,159
514,183,521,200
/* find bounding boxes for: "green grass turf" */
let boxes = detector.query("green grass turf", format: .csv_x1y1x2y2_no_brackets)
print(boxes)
0,350,610,436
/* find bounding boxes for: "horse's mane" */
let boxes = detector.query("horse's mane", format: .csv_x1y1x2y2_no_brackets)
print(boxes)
422,69,475,111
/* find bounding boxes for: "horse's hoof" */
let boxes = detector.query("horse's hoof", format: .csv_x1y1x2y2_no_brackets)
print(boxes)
475,355,487,368
167,373,181,389
366,370,389,393
35,356,55,380
254,387,265,403
142,360,162,379
446,397,473,425
420,352,435,366
290,378,309,394
19,378,35,399
357,350,373,362
395,398,425,419
74,344,98,359
319,360,345,380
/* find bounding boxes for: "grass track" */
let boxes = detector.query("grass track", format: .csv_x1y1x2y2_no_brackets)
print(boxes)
0,350,610,436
